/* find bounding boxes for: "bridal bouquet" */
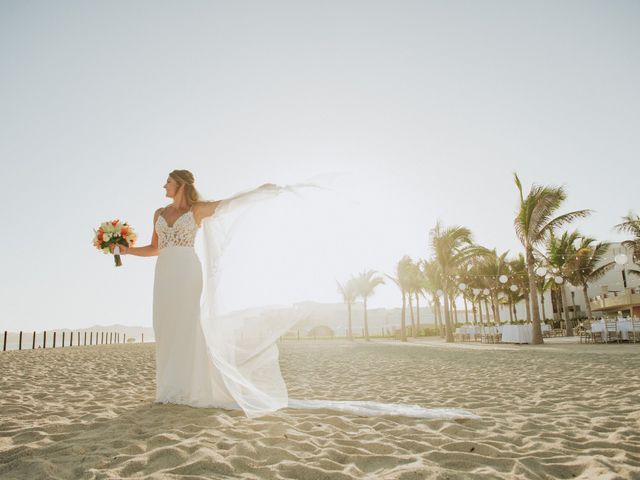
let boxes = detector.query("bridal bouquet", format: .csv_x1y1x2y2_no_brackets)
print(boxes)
93,220,137,267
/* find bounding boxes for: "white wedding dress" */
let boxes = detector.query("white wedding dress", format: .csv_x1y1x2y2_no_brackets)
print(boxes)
152,183,478,421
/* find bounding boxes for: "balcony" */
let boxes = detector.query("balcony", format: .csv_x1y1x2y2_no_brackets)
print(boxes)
590,287,640,313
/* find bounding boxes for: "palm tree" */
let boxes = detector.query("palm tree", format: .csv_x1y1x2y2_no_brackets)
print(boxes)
354,270,385,341
509,253,531,322
564,237,615,322
477,249,509,324
387,257,414,342
430,222,488,342
513,173,591,344
337,277,357,340
547,230,582,336
406,259,425,338
614,212,640,278
420,259,444,335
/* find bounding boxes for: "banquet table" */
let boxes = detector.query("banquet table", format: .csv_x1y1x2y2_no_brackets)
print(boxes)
590,319,632,341
500,324,533,344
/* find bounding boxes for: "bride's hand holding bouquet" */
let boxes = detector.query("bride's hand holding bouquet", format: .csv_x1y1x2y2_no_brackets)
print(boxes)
93,220,137,267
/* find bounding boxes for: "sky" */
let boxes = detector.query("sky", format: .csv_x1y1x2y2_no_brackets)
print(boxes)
1,0,639,331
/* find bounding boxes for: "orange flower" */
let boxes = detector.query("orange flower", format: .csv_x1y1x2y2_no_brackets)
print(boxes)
120,227,128,236
111,219,119,226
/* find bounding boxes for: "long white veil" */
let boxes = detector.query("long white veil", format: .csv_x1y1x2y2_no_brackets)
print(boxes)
198,181,478,421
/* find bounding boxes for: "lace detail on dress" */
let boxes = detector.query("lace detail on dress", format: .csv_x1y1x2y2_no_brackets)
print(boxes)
156,210,199,249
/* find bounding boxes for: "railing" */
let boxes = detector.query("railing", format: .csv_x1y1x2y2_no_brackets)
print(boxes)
2,331,146,352
589,288,640,313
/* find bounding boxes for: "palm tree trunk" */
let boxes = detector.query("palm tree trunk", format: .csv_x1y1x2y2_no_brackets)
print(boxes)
552,288,561,321
526,246,543,344
484,299,491,324
540,290,547,324
524,292,532,322
582,284,594,321
451,297,457,326
561,285,573,336
348,303,353,340
400,291,407,342
415,293,421,336
463,295,469,323
443,290,454,342
478,297,484,325
364,297,370,341
408,292,416,338
472,299,477,324
433,296,444,337
492,292,501,323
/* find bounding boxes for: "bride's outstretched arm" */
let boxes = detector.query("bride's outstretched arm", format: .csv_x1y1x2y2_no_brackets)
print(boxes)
196,183,279,221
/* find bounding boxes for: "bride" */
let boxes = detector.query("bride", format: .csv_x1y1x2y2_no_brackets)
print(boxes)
113,169,478,421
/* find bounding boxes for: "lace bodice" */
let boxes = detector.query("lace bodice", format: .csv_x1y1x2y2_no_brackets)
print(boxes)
156,210,199,249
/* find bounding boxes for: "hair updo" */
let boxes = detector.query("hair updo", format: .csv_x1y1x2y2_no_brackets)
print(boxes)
169,169,201,206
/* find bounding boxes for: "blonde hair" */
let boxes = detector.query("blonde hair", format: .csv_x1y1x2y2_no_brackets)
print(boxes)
169,169,201,206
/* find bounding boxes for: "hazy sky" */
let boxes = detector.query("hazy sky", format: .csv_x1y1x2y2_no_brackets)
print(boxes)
1,1,638,331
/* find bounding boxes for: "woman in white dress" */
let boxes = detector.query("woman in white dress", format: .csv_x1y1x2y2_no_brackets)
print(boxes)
113,169,276,411
113,169,479,421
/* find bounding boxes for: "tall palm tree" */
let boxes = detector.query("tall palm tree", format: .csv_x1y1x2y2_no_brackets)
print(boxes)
337,277,357,340
430,222,488,342
614,212,640,278
406,259,424,337
513,173,591,344
387,257,413,342
547,230,582,336
477,249,509,324
354,270,385,341
509,253,531,322
420,259,444,335
564,237,615,321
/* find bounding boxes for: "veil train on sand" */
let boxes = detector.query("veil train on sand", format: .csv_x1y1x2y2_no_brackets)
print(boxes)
197,180,479,420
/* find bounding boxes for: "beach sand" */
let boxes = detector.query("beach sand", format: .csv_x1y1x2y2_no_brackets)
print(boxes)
1,338,639,479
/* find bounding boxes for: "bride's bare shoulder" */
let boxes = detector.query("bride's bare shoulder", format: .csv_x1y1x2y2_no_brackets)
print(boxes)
154,206,167,219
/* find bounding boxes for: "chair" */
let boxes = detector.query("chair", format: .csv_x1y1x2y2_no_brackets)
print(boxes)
579,321,593,344
604,319,620,343
481,326,495,344
628,320,640,344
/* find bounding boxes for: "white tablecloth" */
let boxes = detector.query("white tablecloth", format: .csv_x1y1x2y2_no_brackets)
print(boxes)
591,319,632,341
500,324,533,344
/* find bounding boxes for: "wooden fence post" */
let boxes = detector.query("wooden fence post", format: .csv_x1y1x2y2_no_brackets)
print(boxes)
124,333,126,343
62,331,65,347
19,331,23,350
70,331,74,347
90,332,93,345
43,331,46,349
53,331,56,348
32,331,35,349
84,331,87,346
141,333,144,343
2,331,6,352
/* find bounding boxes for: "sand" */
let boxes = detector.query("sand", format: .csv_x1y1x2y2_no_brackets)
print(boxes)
1,338,640,479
